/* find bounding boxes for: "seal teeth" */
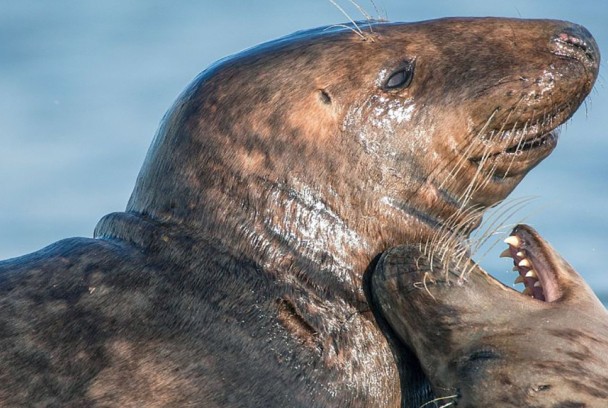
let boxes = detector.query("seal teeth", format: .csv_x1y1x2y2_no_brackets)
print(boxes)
499,248,512,258
502,231,547,301
518,259,531,268
504,236,521,247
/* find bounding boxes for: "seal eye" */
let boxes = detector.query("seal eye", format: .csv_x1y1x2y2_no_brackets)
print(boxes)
384,63,415,90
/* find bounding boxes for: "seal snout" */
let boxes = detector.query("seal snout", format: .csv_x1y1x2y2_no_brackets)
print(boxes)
551,24,600,69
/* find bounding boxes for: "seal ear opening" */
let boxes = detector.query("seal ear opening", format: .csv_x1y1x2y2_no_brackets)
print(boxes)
318,89,332,105
363,254,436,407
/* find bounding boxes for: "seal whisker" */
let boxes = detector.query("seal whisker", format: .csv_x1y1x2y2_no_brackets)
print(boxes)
327,0,368,39
345,0,376,32
323,24,367,40
474,108,527,187
470,143,501,193
456,141,493,207
469,198,534,258
441,209,483,277
421,272,437,301
427,124,519,277
451,197,534,278
367,0,387,21
418,394,459,408
500,120,526,181
472,145,501,191
429,203,481,249
411,105,499,232
479,95,526,182
347,0,372,20
430,195,534,281
451,109,509,207
472,197,534,250
426,204,484,278
436,109,499,194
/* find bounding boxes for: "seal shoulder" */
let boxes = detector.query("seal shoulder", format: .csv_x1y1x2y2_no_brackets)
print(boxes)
0,233,325,406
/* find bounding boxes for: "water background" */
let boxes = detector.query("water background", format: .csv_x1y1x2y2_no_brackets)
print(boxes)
1,1,607,301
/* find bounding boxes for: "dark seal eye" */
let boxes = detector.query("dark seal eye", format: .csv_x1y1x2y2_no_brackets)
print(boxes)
384,62,415,90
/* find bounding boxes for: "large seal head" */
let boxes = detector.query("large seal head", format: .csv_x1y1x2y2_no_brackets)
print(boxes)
125,17,599,272
371,225,608,407
0,17,600,406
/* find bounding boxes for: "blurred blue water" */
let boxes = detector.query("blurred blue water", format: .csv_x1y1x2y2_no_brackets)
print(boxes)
1,1,607,302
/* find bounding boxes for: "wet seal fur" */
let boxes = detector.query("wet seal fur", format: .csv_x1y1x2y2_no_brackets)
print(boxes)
371,225,608,407
0,18,600,406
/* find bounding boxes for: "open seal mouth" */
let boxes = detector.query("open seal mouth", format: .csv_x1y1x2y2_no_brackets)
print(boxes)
501,225,564,302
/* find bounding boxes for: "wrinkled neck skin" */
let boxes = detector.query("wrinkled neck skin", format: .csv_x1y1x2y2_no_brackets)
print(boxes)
117,59,475,309
110,113,449,309
372,235,608,407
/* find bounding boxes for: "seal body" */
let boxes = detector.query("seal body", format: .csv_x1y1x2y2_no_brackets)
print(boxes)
0,18,600,406
371,225,608,407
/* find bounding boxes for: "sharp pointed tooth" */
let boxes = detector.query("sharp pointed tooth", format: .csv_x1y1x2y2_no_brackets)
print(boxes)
516,251,525,258
518,259,531,268
525,270,537,278
500,248,512,258
523,288,533,296
534,281,542,288
515,275,525,284
504,235,521,247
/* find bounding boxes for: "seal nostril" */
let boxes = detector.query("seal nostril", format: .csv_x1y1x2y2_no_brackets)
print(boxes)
557,32,588,53
552,24,599,66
